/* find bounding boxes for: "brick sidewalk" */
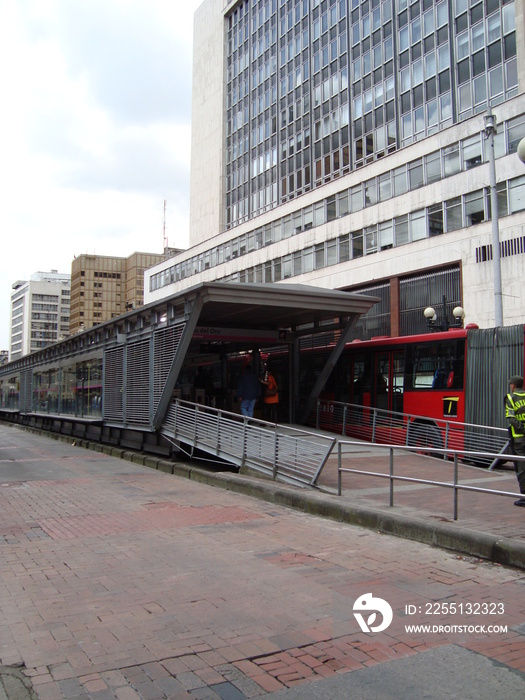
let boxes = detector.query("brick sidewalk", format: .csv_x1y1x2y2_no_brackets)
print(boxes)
1,426,525,699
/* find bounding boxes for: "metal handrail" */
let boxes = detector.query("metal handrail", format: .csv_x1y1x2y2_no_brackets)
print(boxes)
337,440,525,521
161,399,336,487
311,398,509,464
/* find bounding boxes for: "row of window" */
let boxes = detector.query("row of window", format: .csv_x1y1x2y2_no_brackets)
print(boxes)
225,0,517,228
151,112,525,292
217,175,525,285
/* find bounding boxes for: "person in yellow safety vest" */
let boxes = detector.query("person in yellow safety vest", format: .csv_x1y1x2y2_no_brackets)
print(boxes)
505,375,525,507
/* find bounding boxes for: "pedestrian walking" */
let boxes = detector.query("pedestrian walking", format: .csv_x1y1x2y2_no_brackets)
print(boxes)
260,365,279,422
236,365,261,418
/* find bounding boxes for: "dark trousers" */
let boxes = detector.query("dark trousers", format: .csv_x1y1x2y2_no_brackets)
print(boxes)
512,438,525,494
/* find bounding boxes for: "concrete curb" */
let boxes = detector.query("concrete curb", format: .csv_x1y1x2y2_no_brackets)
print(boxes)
7,423,525,571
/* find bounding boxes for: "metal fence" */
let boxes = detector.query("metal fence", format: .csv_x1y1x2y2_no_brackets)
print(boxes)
311,399,509,466
336,440,524,521
161,399,336,487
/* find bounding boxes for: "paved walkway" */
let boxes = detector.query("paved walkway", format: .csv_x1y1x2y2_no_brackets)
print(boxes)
1,424,525,699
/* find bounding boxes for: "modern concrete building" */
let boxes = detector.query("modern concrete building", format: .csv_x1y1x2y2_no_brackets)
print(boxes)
145,0,525,336
10,271,71,359
69,251,179,334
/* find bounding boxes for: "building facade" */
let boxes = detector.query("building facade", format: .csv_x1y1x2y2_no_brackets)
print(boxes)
145,0,525,335
10,271,71,360
69,251,178,334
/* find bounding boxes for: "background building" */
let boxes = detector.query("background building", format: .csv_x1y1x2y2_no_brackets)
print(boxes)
145,0,525,336
70,250,180,334
10,271,71,359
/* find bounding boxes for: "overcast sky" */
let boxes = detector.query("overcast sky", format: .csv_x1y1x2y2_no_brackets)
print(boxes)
0,0,203,350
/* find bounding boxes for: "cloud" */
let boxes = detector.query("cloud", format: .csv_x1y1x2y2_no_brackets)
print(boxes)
0,0,200,350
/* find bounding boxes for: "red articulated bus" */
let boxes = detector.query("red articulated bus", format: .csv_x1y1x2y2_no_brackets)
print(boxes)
291,323,525,457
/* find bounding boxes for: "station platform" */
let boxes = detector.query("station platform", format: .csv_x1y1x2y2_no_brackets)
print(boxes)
1,423,525,700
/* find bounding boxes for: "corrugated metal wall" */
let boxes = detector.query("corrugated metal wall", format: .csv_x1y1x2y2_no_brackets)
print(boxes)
153,324,185,412
101,323,186,428
125,340,150,426
465,325,524,429
103,347,124,422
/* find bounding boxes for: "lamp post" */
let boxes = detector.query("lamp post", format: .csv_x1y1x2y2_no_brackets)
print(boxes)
483,111,503,327
423,296,465,332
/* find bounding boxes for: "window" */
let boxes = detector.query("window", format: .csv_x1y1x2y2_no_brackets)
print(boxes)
509,176,525,214
462,135,482,169
443,144,460,176
445,197,462,231
465,189,485,225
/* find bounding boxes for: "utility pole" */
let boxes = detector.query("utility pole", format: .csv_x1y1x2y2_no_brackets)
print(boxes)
163,200,168,251
483,111,503,327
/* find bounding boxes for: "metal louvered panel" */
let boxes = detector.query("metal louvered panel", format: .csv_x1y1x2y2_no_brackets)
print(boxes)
103,347,124,422
19,370,32,412
465,324,524,429
126,340,151,425
153,323,185,410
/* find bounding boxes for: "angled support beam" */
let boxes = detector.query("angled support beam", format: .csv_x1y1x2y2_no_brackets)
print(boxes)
152,294,204,431
299,315,359,425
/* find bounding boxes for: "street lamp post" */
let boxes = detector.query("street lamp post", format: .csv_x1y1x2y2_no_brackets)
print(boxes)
484,111,503,327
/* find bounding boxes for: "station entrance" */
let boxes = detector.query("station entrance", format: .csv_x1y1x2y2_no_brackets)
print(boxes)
0,282,378,484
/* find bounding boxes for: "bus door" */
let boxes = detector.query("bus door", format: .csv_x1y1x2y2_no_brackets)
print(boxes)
374,351,404,413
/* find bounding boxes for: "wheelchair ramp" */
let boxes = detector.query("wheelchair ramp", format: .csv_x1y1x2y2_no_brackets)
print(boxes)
160,400,335,487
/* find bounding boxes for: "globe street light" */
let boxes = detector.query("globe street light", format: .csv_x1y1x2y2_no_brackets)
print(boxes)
518,136,525,165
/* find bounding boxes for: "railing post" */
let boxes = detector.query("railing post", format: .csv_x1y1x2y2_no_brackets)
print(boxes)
445,422,450,451
389,447,394,507
342,404,347,436
216,410,221,457
372,408,377,442
453,452,459,520
273,431,279,480
242,417,248,469
338,442,342,496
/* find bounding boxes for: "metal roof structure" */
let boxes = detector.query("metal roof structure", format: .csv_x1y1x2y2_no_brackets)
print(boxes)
177,281,379,332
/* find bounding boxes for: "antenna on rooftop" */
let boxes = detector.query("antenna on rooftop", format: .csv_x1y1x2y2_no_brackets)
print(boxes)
163,199,168,250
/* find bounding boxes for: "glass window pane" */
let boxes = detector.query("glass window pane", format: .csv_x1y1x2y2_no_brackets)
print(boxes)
352,230,363,258
395,215,409,245
444,144,460,176
445,196,462,231
465,189,485,225
509,176,525,213
410,210,426,240
393,166,408,195
462,135,482,169
408,159,424,188
425,151,441,183
379,221,393,249
379,172,392,200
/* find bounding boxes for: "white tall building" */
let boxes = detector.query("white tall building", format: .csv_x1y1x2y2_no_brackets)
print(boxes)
145,0,525,335
10,271,71,360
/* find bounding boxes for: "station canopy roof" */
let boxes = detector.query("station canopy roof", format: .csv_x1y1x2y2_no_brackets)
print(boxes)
159,281,379,334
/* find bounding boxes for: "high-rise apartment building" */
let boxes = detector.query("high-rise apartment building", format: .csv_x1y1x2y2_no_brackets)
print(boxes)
10,271,71,360
145,0,525,335
69,251,179,334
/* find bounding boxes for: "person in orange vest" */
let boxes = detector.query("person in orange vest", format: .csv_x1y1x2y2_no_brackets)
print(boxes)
505,375,525,507
260,365,279,423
